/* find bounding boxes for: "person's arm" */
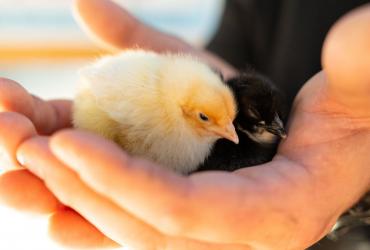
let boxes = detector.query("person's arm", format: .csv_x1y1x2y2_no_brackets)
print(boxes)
1,1,370,249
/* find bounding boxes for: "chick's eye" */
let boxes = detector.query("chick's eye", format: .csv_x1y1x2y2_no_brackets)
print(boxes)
199,113,209,121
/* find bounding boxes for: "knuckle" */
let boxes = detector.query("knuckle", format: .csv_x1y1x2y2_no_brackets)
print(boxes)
0,79,34,117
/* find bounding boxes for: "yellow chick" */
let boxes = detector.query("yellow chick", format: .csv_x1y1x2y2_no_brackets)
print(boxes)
73,50,238,174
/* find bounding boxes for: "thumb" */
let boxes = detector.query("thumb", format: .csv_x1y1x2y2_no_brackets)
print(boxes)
74,0,191,52
322,4,370,116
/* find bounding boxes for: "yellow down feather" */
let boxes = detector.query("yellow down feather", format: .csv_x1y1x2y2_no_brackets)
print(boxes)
73,50,238,174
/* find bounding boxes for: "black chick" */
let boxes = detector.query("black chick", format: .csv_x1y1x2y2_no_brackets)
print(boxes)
197,70,287,171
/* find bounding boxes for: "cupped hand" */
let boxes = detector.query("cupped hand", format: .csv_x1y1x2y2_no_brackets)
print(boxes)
1,1,369,250
0,0,237,248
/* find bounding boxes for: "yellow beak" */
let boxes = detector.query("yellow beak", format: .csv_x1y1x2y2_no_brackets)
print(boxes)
214,122,239,144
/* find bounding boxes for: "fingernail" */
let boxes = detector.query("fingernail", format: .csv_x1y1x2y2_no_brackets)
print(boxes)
17,152,26,166
16,144,45,179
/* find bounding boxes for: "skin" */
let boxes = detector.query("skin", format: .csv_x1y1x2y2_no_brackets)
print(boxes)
0,0,370,249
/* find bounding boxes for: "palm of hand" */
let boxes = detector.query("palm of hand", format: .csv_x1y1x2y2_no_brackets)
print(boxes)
219,72,370,249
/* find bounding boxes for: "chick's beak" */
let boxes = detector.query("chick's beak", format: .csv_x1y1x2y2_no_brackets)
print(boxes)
267,126,287,139
214,122,239,144
266,115,287,139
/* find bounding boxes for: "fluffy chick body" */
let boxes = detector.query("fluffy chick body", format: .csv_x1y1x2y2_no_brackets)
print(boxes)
73,50,237,174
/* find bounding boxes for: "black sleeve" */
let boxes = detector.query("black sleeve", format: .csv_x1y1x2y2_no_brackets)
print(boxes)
206,0,254,70
207,0,283,70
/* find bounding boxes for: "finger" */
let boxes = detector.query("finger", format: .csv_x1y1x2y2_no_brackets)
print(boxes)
49,208,119,249
17,136,165,250
18,136,251,250
322,4,370,115
0,112,36,169
74,0,237,79
46,100,72,133
50,209,251,250
0,78,72,134
0,112,63,213
0,169,62,214
49,130,192,232
49,130,287,247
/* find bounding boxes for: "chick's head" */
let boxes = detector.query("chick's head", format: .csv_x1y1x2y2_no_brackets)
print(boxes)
162,56,239,144
181,83,239,144
228,72,287,145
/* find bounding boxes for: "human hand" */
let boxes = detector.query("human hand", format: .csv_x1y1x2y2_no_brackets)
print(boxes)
0,0,237,248
1,1,370,250
0,80,121,248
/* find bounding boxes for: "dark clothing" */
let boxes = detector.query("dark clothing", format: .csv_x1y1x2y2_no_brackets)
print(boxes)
207,0,369,106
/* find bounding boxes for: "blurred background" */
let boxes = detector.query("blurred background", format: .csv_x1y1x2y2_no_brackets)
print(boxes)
0,0,225,99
